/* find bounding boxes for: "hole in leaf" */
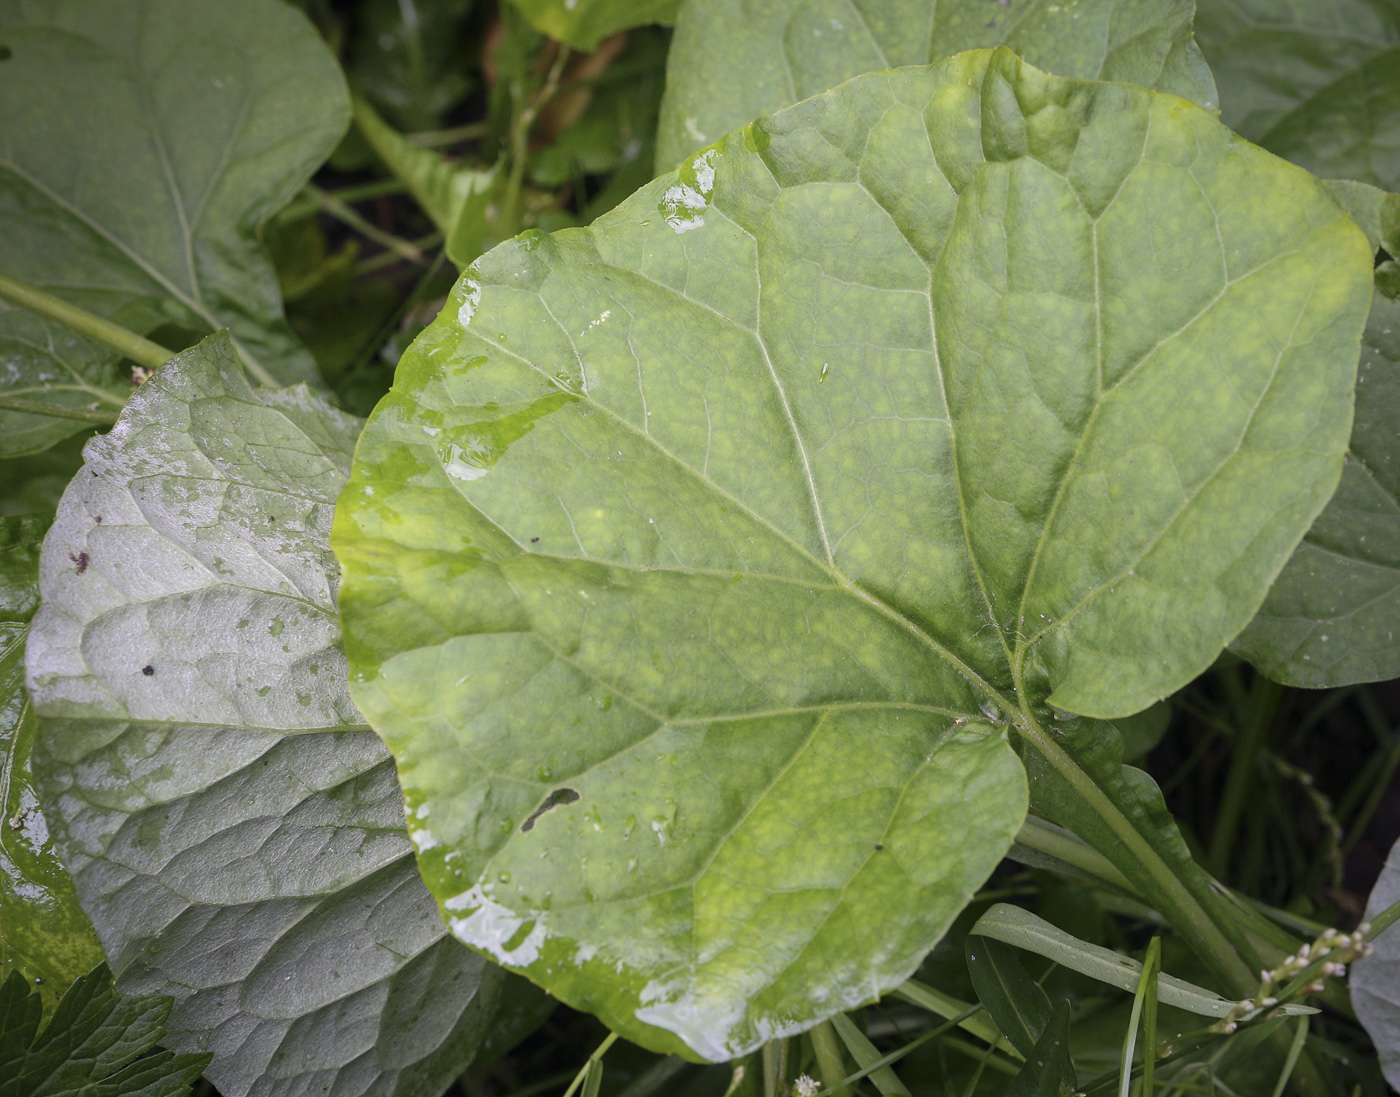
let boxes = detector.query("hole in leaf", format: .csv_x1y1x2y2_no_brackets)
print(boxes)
0,45,11,61
520,787,580,832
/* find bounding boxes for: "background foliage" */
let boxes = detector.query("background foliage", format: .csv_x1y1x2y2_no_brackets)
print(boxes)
2,1,1400,1096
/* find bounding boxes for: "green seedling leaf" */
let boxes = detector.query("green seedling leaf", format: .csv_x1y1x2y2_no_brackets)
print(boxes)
24,333,509,1097
353,97,496,268
506,0,680,51
966,937,1052,1059
335,48,1371,1059
656,0,1217,170
0,515,104,1009
0,963,208,1097
1232,185,1400,686
971,905,1316,1019
1195,0,1400,191
1353,837,1400,1089
0,0,349,390
1006,1000,1075,1097
0,310,127,459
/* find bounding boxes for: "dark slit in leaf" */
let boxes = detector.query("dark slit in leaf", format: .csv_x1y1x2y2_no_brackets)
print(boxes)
521,788,581,832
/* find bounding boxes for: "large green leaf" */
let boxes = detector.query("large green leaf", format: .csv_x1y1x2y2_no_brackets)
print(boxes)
0,0,349,390
334,49,1372,1060
506,0,680,51
656,0,1218,170
25,333,508,1097
1231,184,1400,686
0,515,104,1010
1195,0,1400,191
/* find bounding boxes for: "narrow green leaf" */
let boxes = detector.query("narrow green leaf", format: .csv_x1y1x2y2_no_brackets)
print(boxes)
830,1013,909,1096
971,905,1315,1019
24,333,509,1097
889,980,1021,1059
965,937,1052,1060
1005,1000,1075,1097
0,963,208,1097
506,0,680,52
353,97,496,268
1119,938,1159,1097
0,516,104,1009
1195,0,1400,191
1232,186,1400,686
656,0,1217,169
0,0,349,388
334,49,1371,1059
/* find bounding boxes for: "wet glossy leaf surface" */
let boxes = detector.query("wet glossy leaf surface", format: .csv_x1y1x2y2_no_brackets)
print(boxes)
0,514,104,1011
656,0,1216,170
507,0,680,52
335,50,1372,1060
25,334,505,1097
0,0,349,388
1196,0,1400,191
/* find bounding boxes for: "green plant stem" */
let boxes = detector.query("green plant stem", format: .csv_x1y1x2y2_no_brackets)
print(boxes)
1014,715,1258,998
810,1021,851,1097
762,1037,788,1097
307,185,428,265
1271,1017,1311,1097
1208,675,1284,880
0,394,120,424
1341,726,1400,855
1015,816,1138,893
831,1013,910,1096
0,273,172,371
1121,939,1160,1097
500,44,570,234
409,122,488,147
560,1033,617,1097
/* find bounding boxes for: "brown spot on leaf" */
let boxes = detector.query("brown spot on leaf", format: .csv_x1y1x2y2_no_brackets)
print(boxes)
69,551,89,574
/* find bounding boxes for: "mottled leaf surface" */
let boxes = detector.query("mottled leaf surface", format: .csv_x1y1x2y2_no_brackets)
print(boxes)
1195,0,1400,190
0,0,349,388
1353,836,1400,1089
25,334,504,1097
506,0,680,51
656,0,1217,170
0,515,103,1009
334,51,1371,1060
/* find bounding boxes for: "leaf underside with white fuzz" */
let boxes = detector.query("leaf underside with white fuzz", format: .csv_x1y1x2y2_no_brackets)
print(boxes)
0,0,348,389
1355,838,1400,1089
334,50,1372,1060
25,333,505,1097
656,0,1217,170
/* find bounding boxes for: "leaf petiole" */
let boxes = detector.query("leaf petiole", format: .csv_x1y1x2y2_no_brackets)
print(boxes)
0,273,171,372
